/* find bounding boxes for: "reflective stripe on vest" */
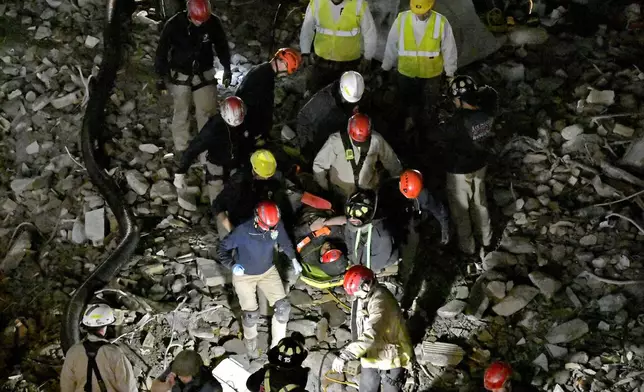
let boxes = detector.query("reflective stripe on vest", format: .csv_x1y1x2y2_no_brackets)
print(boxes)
397,11,445,78
264,370,300,392
353,224,373,269
313,0,365,61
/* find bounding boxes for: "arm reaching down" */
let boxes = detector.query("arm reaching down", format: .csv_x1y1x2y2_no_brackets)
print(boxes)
312,135,339,191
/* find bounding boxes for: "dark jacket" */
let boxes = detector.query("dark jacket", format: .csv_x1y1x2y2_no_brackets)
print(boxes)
177,115,254,174
377,178,449,239
246,365,309,392
296,81,357,160
155,11,231,77
440,109,494,174
344,220,398,273
212,168,288,227
218,219,296,275
235,62,276,140
158,366,222,392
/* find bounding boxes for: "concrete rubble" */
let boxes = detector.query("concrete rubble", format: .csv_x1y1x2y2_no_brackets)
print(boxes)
1,0,644,391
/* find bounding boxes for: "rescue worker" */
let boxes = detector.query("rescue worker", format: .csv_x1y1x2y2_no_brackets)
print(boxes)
299,0,377,92
236,48,302,141
60,304,137,392
212,149,288,238
331,265,413,392
382,0,458,134
295,206,349,277
297,71,365,161
344,190,399,273
246,332,310,392
155,0,232,155
313,113,402,202
217,201,302,351
483,362,539,392
440,76,497,255
173,96,251,205
378,169,450,246
152,350,223,392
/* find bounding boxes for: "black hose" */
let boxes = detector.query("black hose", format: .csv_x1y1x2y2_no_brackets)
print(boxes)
61,0,140,353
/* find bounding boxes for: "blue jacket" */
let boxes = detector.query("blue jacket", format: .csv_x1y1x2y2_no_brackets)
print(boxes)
218,219,297,276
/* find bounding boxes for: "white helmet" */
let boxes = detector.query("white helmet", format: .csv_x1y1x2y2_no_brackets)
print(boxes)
339,71,365,103
82,303,115,328
220,96,246,127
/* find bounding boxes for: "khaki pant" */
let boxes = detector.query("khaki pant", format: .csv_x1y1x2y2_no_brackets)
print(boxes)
169,69,218,152
232,266,286,312
446,166,492,255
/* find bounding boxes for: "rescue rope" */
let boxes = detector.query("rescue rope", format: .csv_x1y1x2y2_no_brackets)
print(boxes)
61,0,140,352
322,370,358,392
325,288,351,312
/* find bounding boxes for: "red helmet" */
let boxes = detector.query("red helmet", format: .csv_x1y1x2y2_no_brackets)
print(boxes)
399,169,423,199
255,201,281,231
347,113,371,143
321,249,343,264
484,362,512,391
187,0,211,24
343,265,374,296
274,48,302,75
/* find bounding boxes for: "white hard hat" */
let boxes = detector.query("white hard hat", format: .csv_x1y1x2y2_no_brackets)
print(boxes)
339,71,365,103
82,303,116,328
220,96,246,127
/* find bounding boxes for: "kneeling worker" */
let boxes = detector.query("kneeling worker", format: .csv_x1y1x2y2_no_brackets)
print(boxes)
152,350,223,392
173,96,252,205
60,304,137,392
313,113,402,202
217,201,302,351
332,265,413,392
246,332,310,392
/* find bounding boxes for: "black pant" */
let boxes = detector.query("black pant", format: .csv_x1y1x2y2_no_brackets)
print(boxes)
397,73,442,128
307,56,360,94
360,368,405,392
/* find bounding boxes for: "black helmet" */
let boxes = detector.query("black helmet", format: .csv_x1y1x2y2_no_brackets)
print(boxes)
449,75,478,100
345,189,377,227
268,332,308,368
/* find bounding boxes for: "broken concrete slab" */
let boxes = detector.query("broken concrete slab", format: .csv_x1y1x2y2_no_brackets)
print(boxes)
528,271,562,299
597,294,627,313
620,135,644,170
486,281,507,300
533,353,549,371
150,180,177,201
126,170,149,196
196,258,230,287
0,231,32,273
84,208,105,245
437,300,466,319
500,236,536,254
419,341,465,366
546,344,568,359
287,319,317,337
586,89,615,105
483,251,518,270
561,124,584,141
492,285,539,316
546,319,589,344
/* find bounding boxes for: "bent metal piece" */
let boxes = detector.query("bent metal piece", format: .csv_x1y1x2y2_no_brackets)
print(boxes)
61,0,140,353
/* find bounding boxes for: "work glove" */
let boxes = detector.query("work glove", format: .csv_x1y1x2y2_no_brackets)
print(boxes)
440,225,450,245
222,68,232,87
291,258,302,275
331,356,345,373
358,58,372,74
156,79,167,95
232,264,245,276
173,173,187,190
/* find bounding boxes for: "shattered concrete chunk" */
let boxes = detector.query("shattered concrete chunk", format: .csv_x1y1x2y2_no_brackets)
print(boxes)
546,319,589,344
579,235,597,246
71,220,87,244
437,300,466,319
546,344,568,358
34,26,52,40
612,123,634,138
196,258,230,287
51,92,80,109
566,287,582,308
178,193,198,212
500,236,536,254
84,35,100,48
223,338,247,354
486,281,506,300
288,319,317,337
0,231,32,273
419,342,465,366
528,271,562,299
125,170,149,196
483,251,518,270
533,353,548,371
492,285,539,316
586,89,615,105
150,180,177,201
561,124,584,141
84,208,105,245
139,144,161,154
10,178,36,195
597,294,627,313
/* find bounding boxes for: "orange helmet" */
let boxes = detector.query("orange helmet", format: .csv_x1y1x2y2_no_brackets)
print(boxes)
187,0,211,24
274,48,302,75
484,362,512,391
343,265,374,296
399,170,423,199
255,201,281,231
348,113,371,143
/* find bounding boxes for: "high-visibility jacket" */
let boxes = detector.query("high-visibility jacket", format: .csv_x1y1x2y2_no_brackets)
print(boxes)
396,10,446,78
313,0,366,61
344,283,413,369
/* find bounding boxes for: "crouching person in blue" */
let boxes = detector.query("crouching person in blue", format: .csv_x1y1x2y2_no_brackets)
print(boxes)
151,350,222,392
217,201,302,353
246,332,310,392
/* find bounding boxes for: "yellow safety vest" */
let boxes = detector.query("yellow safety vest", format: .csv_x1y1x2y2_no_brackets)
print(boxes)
313,0,366,61
396,10,445,79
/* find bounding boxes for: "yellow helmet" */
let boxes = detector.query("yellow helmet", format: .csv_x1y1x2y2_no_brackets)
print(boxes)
410,0,435,15
250,149,277,179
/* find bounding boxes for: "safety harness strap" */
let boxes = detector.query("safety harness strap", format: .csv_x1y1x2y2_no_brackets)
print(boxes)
340,131,369,189
353,224,373,269
296,226,332,252
83,341,108,392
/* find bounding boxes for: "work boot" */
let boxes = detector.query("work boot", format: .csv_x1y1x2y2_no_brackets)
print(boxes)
242,324,259,355
270,318,288,348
